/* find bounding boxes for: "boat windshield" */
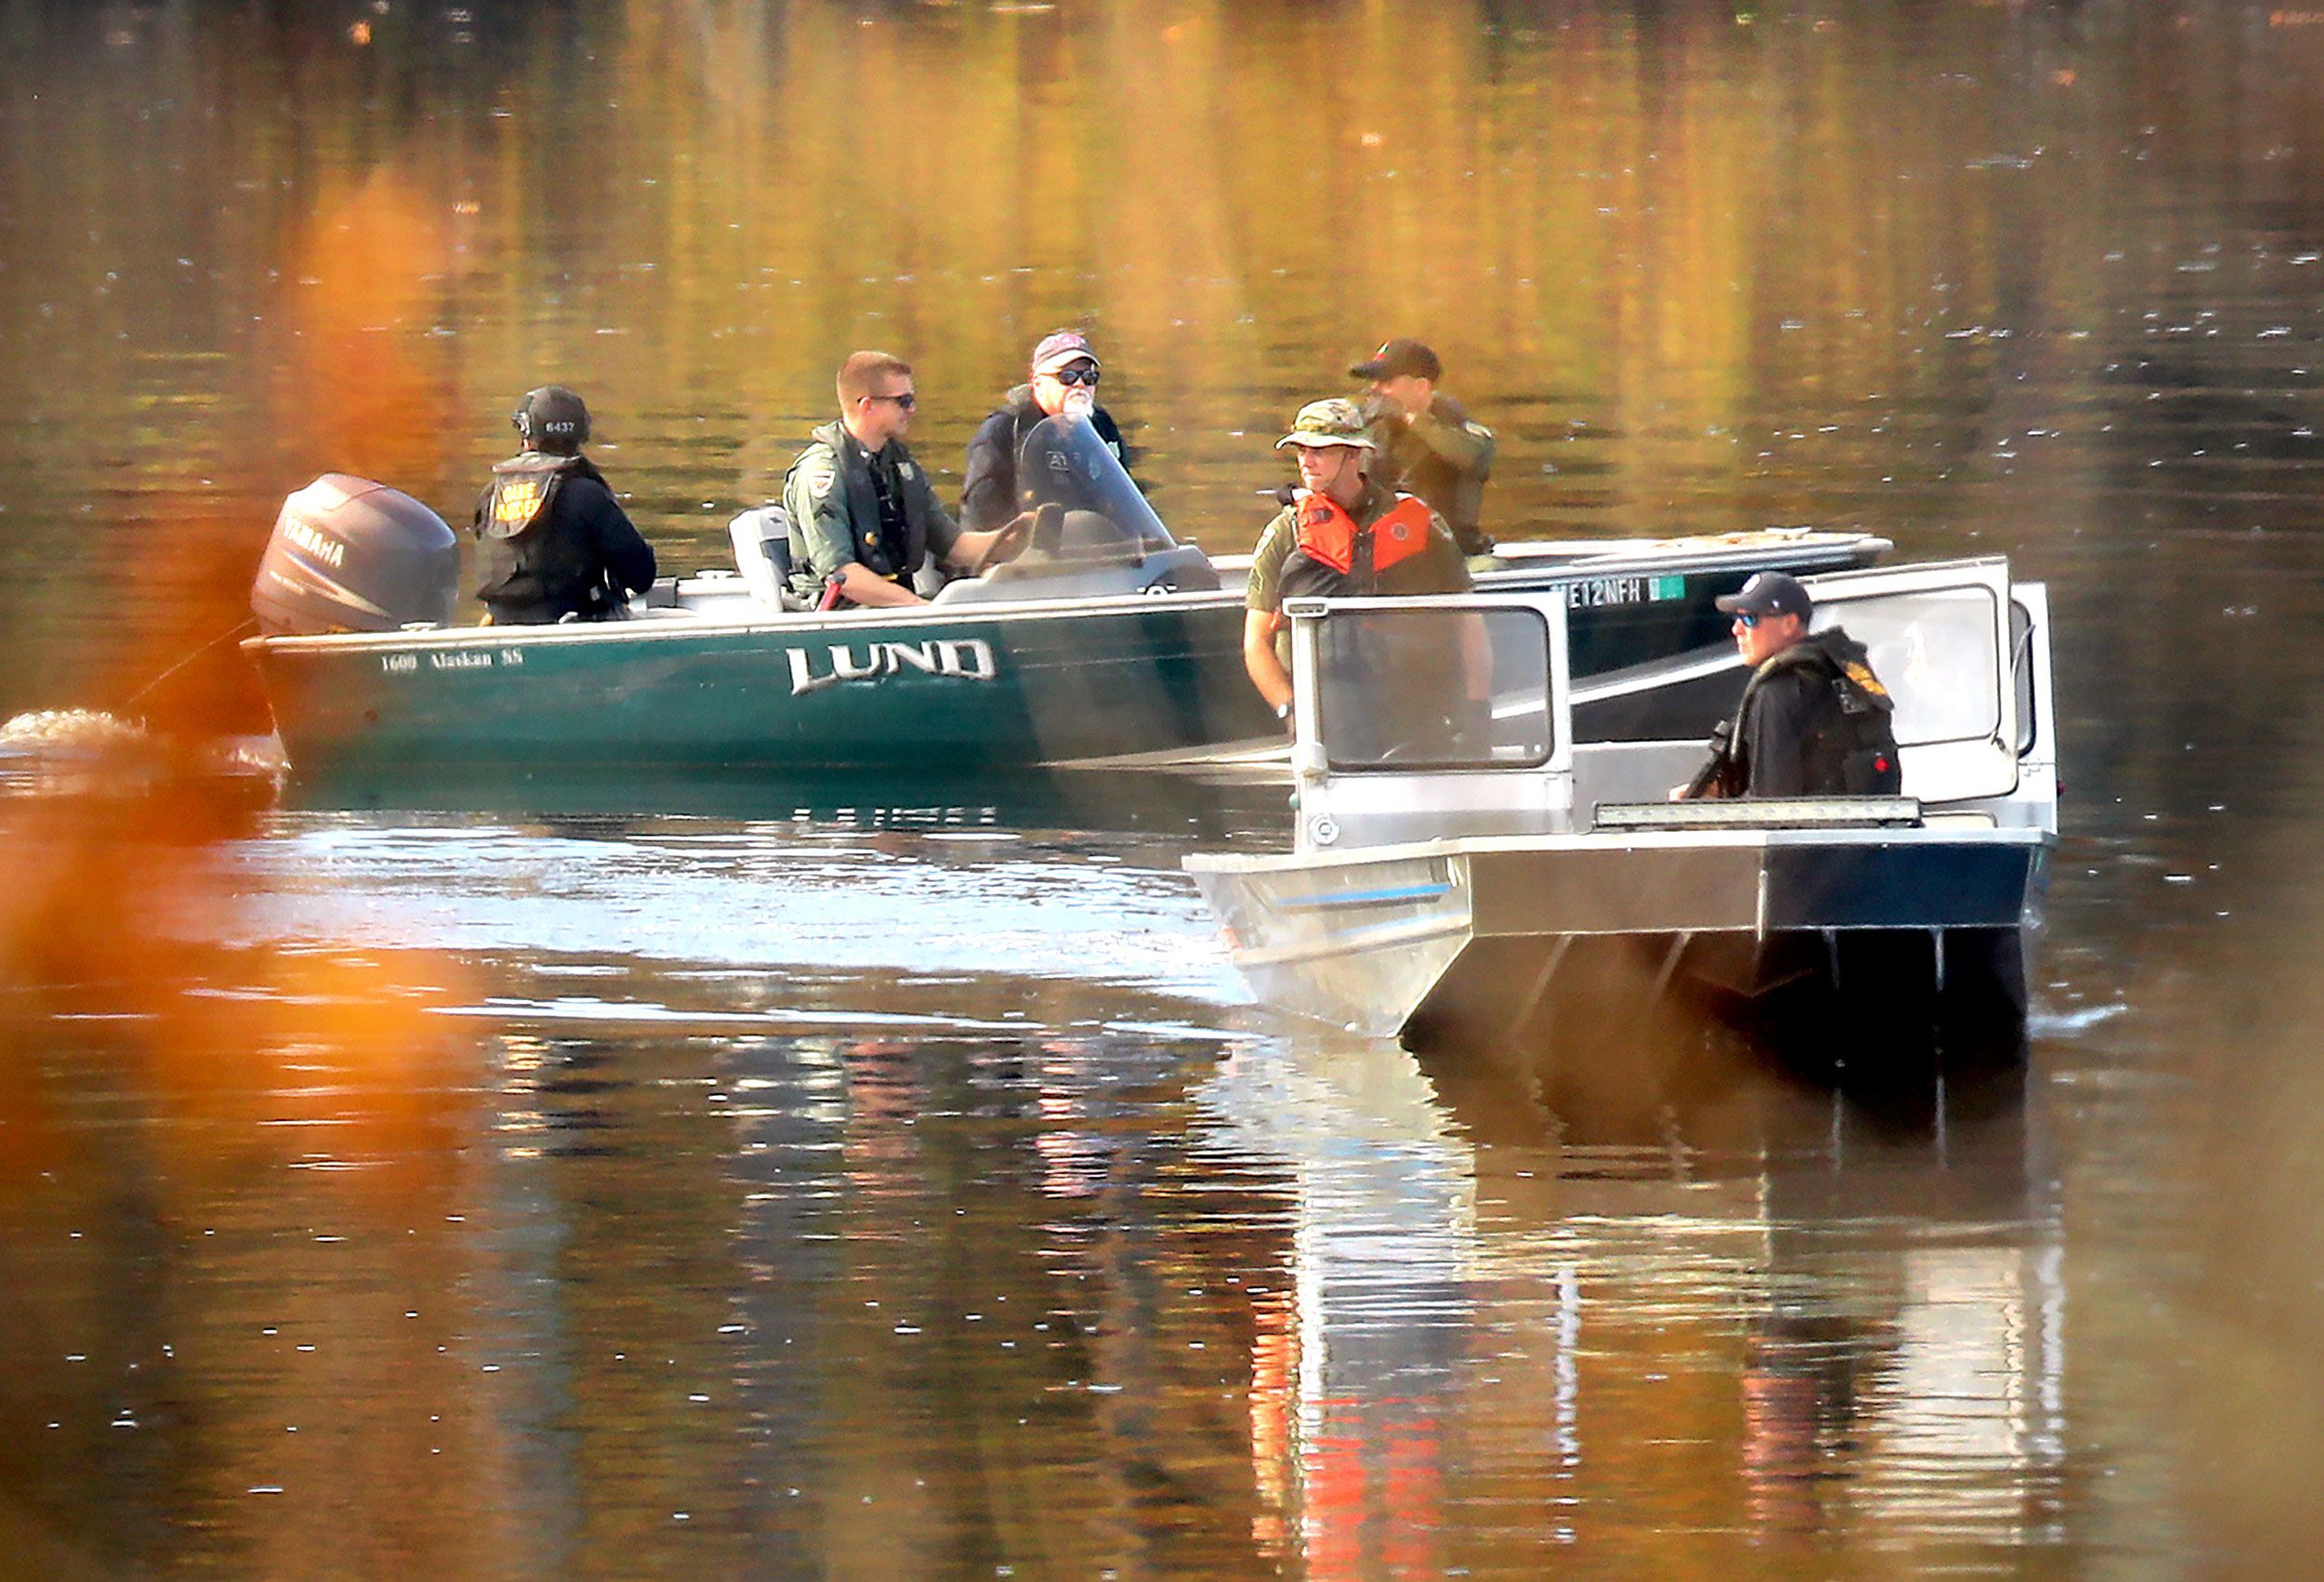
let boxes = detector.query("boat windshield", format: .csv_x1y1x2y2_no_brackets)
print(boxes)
1014,415,1177,555
1315,606,1557,772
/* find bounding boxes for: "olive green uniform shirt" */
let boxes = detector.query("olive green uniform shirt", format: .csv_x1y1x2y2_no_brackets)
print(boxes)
1367,394,1496,555
782,421,960,600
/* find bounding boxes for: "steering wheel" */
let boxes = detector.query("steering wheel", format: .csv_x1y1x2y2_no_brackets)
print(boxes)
1369,712,1484,765
972,510,1036,574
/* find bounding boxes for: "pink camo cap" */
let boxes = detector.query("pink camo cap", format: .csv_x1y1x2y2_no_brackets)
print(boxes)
1030,330,1099,376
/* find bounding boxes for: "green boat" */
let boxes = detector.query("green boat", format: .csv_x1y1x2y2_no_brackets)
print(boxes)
243,420,1889,777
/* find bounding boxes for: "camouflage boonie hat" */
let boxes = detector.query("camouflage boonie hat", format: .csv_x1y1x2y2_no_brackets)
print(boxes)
1274,398,1377,451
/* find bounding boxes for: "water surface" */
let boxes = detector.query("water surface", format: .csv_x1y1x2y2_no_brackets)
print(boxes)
7,1,2324,1575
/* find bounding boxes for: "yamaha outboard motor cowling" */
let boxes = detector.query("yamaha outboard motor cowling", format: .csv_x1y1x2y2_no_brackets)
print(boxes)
252,473,459,636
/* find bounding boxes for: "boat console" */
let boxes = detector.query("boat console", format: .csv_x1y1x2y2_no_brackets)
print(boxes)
932,414,1221,601
1271,554,2052,852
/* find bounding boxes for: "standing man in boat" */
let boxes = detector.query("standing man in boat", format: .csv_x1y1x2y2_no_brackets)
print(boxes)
1352,337,1498,561
958,330,1132,532
783,351,1025,609
1680,572,1902,798
472,385,658,626
1242,398,1474,725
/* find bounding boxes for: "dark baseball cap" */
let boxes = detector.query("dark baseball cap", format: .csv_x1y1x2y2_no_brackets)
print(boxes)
1031,330,1098,376
1715,572,1813,622
1350,337,1441,382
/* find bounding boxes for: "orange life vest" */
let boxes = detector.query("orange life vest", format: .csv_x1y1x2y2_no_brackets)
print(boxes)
1264,488,1458,648
1291,490,1437,577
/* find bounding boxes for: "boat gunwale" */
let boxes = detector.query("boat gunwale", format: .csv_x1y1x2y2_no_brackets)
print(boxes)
1181,822,2054,876
239,532,1895,657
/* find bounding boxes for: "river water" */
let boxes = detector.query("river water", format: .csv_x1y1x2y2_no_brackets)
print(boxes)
7,2,2324,1575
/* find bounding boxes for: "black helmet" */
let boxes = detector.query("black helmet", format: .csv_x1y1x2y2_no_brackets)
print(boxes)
512,386,590,454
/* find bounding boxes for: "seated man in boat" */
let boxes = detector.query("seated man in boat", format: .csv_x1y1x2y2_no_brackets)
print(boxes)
1352,337,1498,561
958,330,1133,532
783,350,1024,609
472,386,658,625
1242,398,1474,728
1680,572,1902,798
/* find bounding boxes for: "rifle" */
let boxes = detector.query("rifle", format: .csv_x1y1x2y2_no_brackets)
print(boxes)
1681,718,1736,800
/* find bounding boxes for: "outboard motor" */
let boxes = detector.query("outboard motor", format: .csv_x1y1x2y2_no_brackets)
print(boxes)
251,473,459,636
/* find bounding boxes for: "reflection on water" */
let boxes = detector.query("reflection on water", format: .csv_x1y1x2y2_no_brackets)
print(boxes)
1199,1043,1480,1573
1198,1021,2068,1574
5,777,2102,1575
7,823,2079,1575
10,0,2324,740
8,0,2324,1573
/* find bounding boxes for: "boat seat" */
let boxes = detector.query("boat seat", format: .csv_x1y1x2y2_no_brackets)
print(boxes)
728,506,806,611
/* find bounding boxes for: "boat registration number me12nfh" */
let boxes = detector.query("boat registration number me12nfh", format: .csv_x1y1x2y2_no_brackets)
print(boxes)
1565,573,1687,609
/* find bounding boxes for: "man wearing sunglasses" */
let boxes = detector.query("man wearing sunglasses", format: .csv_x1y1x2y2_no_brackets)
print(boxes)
958,330,1133,532
783,350,1023,609
1679,572,1900,799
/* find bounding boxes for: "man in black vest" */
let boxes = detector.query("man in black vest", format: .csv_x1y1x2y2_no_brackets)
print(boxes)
958,331,1131,532
783,351,1022,609
472,386,657,625
1682,572,1901,798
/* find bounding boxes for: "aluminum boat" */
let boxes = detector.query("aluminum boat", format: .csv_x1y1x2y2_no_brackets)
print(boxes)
1184,556,2059,1046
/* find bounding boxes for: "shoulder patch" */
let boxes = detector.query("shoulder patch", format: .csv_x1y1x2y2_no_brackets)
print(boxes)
793,448,839,497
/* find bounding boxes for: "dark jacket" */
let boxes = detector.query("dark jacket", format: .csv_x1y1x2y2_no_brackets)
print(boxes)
781,420,961,601
1703,628,1898,798
471,454,656,625
959,386,1129,532
1368,392,1495,557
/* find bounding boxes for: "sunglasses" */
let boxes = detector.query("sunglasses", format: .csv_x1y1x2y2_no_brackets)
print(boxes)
1049,363,1101,387
1733,612,1760,628
866,391,917,409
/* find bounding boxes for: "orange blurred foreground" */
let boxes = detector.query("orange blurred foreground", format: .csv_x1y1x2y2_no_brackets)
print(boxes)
1,765,479,1206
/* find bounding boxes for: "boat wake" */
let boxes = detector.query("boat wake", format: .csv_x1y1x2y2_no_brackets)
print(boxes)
205,816,1249,1008
2026,1000,2129,1038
